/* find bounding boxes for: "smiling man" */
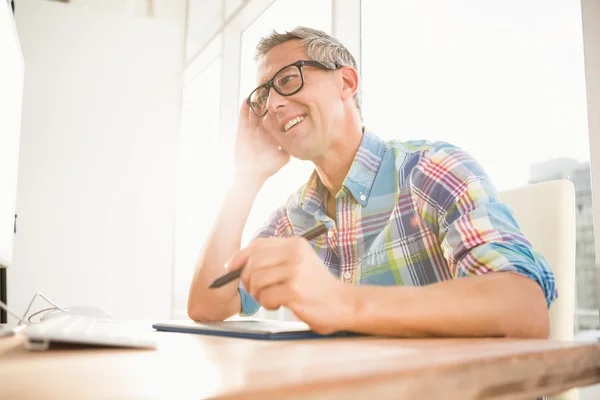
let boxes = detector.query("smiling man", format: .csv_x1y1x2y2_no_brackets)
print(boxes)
187,26,556,338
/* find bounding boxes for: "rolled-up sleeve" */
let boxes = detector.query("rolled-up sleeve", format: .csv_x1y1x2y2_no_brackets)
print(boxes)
411,142,557,308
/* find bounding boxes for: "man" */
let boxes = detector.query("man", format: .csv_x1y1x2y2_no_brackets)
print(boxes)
187,26,556,338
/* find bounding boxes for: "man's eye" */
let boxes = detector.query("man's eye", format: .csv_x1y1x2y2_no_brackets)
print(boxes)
278,75,296,87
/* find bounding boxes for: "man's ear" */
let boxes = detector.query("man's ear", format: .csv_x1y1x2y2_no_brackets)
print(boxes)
340,66,359,101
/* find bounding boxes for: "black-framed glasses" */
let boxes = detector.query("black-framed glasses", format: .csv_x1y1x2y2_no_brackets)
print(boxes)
246,60,341,117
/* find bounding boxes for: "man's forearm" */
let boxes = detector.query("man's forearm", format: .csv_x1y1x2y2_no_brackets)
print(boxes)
342,272,549,338
187,175,264,321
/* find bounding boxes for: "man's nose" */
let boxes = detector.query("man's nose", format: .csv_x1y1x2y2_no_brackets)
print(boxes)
266,88,288,113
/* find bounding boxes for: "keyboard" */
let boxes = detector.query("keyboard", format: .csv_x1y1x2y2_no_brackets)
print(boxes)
24,314,158,351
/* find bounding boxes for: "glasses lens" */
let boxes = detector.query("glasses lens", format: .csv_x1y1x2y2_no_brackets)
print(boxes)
248,86,269,116
273,65,302,95
248,65,303,116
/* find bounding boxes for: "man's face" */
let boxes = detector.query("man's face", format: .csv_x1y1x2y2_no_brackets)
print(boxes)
255,40,343,160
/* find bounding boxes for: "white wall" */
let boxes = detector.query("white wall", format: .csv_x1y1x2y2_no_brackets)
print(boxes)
7,0,183,322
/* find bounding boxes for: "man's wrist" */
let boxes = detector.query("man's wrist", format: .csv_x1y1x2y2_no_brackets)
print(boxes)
336,283,362,332
232,172,267,192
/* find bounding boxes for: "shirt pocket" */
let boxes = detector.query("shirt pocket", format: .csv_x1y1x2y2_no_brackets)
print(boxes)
358,230,441,285
358,231,424,272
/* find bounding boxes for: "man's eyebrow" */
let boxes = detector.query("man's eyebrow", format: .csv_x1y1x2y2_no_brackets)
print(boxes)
256,70,273,87
257,63,285,87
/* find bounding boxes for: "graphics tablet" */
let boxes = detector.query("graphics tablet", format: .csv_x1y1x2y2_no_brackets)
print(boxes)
152,319,358,340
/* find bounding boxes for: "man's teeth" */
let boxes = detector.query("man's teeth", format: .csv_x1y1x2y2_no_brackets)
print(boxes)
284,116,304,132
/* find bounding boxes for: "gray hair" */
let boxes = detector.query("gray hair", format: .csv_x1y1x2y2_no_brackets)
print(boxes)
255,26,362,115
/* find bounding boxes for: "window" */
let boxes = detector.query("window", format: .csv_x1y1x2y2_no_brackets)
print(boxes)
173,57,225,318
185,0,224,61
225,0,246,19
362,0,597,331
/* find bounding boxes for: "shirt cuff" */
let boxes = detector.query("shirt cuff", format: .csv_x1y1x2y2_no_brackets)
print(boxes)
238,286,261,316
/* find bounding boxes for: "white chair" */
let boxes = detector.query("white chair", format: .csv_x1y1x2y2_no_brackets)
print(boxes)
499,179,577,400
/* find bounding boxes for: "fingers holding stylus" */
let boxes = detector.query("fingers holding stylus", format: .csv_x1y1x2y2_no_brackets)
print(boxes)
227,238,299,283
224,228,349,334
246,268,292,308
225,237,291,273
226,236,320,303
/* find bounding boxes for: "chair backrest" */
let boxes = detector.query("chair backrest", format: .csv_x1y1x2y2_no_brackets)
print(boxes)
498,180,576,342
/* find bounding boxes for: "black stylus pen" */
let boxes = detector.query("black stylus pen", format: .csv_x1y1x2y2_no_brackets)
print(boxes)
208,224,328,289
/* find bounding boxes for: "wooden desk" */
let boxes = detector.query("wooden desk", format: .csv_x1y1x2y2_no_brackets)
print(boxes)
1,332,599,399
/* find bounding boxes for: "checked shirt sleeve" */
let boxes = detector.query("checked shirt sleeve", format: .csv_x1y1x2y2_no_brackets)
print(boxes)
409,142,557,308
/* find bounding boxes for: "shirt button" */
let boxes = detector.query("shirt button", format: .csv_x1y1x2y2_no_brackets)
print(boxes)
360,193,366,201
328,230,334,238
343,271,351,280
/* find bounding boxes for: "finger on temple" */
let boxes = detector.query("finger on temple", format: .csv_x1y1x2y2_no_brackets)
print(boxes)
248,106,261,130
238,100,250,130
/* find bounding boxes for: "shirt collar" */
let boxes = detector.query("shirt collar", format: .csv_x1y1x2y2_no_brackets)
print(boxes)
299,128,387,211
299,170,324,214
341,128,388,206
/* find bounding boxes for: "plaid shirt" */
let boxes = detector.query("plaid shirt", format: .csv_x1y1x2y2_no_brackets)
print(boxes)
239,129,557,316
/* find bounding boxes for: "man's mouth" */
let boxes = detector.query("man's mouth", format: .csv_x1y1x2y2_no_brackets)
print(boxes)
284,115,305,132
